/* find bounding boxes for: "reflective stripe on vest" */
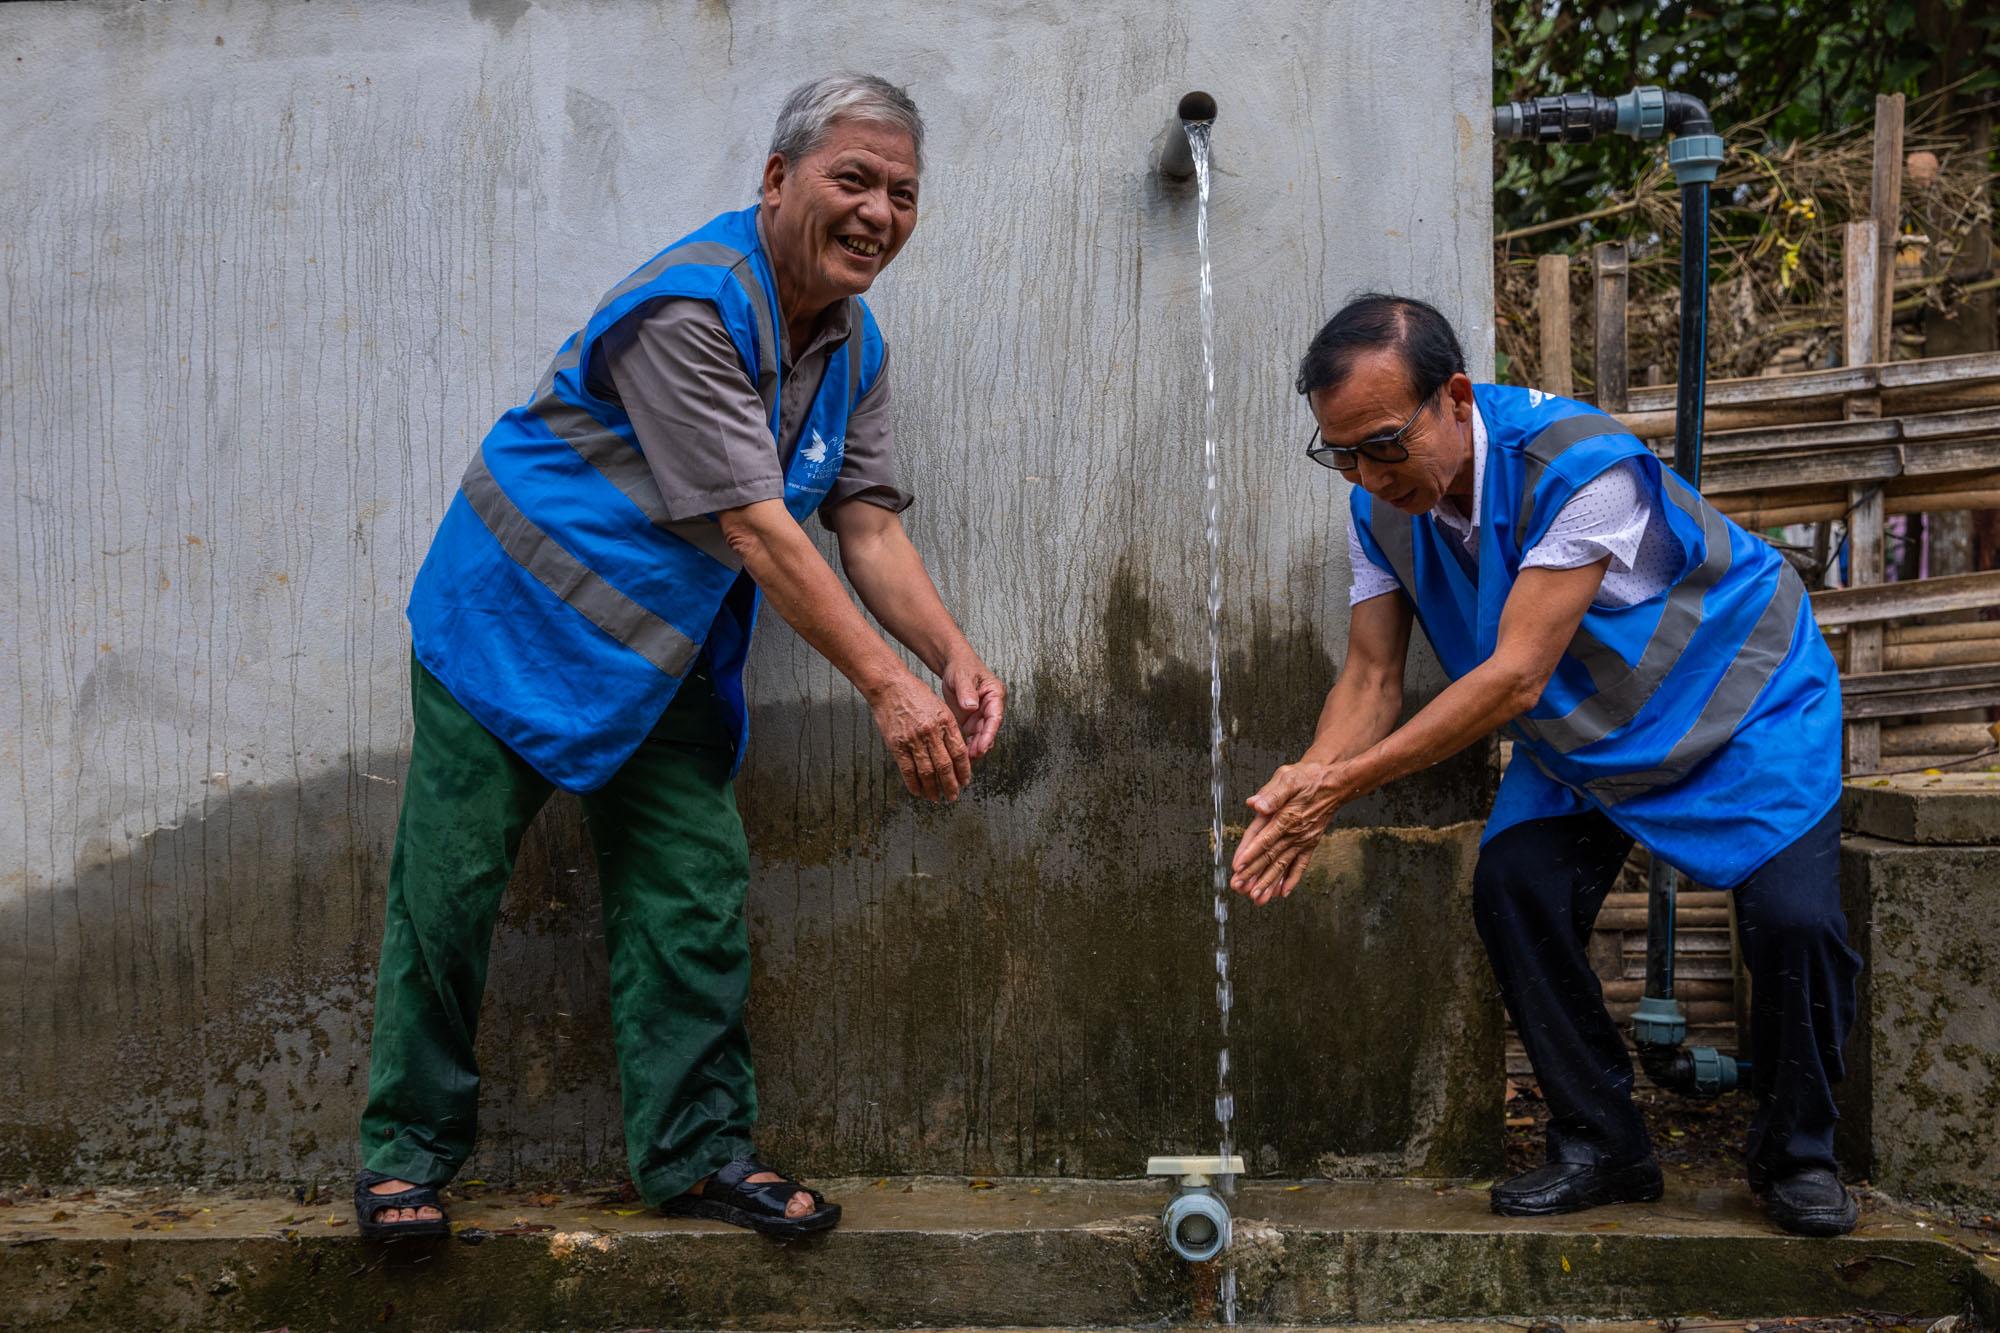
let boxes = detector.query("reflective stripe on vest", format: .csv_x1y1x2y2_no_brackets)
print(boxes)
463,238,852,646
460,449,702,677
1519,471,1733,755
1585,559,1805,807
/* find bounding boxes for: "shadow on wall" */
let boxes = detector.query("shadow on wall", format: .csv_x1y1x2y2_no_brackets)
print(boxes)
1,567,1495,1187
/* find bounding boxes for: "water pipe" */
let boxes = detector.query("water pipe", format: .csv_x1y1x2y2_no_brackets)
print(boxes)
1147,1154,1242,1263
1158,91,1218,181
1493,87,1743,1100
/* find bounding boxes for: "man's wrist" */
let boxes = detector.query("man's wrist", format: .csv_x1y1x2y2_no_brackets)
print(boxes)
936,642,984,680
855,657,917,703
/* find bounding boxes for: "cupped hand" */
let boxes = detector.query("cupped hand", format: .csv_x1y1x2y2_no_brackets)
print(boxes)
1228,761,1347,905
941,655,1006,760
868,671,974,801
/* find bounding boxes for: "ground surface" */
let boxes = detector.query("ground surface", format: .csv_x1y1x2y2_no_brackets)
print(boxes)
3,1174,1995,1331
1503,1084,1763,1188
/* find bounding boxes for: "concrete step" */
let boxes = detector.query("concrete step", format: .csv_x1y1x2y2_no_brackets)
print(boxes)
4,1178,1995,1331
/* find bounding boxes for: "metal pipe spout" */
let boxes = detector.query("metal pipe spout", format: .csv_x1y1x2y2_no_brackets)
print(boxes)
1159,90,1217,181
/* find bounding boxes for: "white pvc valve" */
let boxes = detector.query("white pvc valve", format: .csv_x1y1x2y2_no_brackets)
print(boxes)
1146,1154,1246,1188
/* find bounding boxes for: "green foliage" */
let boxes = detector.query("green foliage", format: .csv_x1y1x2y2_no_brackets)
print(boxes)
1492,0,1998,235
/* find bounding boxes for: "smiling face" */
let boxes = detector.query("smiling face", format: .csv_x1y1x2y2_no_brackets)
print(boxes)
760,118,919,327
1308,348,1477,515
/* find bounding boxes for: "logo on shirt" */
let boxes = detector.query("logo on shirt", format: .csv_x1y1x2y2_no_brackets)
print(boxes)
1527,388,1547,408
792,428,844,495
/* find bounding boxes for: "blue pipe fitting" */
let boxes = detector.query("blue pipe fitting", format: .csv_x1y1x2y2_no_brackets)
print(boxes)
1631,994,1687,1048
1668,133,1726,185
1614,85,1667,140
1687,1045,1742,1097
1162,1188,1232,1263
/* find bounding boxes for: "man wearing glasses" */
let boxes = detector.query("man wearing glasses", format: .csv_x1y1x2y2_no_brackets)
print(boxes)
1230,294,1859,1237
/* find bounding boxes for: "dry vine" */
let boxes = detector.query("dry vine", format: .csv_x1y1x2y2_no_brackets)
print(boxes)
1496,88,1996,392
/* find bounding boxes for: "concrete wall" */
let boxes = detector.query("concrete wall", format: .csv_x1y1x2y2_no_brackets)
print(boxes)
1839,779,2000,1209
0,0,1497,1184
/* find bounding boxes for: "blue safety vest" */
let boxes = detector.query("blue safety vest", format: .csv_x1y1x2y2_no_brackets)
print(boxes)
407,205,885,791
1351,384,1843,888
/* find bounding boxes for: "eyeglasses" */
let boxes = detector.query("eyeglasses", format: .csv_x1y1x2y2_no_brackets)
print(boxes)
1305,390,1439,471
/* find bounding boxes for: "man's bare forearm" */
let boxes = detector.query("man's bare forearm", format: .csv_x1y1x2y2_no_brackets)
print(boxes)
1300,665,1403,766
1334,660,1528,800
718,500,909,697
1330,560,1610,805
833,514,972,675
1297,593,1411,767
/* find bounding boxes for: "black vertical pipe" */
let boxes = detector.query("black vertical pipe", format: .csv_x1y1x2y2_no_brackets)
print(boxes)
1645,177,1713,1004
1672,181,1711,485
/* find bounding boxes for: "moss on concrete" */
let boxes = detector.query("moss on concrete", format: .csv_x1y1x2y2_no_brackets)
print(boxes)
1839,836,2000,1209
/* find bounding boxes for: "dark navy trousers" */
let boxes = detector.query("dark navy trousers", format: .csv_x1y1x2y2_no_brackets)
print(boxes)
1472,804,1859,1177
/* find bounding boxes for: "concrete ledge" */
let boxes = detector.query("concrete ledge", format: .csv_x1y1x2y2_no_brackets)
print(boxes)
2,1179,1988,1330
1844,772,2000,845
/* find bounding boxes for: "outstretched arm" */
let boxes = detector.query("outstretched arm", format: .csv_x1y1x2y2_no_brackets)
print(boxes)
717,498,973,801
824,499,1005,759
1230,558,1608,903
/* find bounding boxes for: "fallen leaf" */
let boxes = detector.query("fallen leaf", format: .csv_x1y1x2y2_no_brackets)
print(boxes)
463,1179,487,1187
611,1209,643,1217
48,1210,69,1222
1505,1116,1535,1128
969,1179,996,1190
1560,1254,1572,1273
524,1193,562,1208
1284,1185,1306,1192
872,1179,887,1189
326,1217,347,1227
1466,1180,1495,1191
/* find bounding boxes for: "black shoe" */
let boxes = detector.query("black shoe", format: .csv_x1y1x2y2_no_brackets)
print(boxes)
1490,1159,1664,1217
1759,1167,1857,1236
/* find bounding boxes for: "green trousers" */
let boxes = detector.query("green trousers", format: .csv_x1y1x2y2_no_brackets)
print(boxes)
359,654,755,1206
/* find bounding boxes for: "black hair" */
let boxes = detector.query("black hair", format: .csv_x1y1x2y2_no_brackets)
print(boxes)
1294,293,1467,401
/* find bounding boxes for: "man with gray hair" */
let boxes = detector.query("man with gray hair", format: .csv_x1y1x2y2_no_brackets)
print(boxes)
354,74,1004,1239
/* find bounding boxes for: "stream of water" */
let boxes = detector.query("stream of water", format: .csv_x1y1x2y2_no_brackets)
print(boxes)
1186,117,1238,1329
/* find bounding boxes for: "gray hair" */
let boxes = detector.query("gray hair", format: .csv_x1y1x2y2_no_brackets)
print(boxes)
767,73,925,177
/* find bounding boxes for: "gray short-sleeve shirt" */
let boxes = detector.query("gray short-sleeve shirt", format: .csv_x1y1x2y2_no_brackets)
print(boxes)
595,297,912,528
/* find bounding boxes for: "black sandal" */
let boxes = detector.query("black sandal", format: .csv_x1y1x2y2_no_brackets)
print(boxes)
658,1155,840,1237
354,1169,451,1240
